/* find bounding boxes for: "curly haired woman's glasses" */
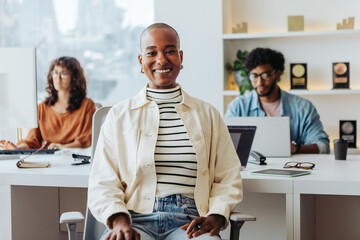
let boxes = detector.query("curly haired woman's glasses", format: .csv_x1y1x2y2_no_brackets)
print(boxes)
51,71,70,79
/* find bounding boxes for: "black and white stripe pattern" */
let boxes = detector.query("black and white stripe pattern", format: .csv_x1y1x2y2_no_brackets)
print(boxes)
147,86,197,198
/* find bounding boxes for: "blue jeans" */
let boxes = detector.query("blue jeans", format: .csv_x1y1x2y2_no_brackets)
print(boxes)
100,194,221,240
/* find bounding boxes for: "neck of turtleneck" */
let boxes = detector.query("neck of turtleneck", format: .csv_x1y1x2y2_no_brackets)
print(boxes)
146,86,183,104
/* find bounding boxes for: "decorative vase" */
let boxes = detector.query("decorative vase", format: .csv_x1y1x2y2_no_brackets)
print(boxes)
227,71,239,91
234,70,252,95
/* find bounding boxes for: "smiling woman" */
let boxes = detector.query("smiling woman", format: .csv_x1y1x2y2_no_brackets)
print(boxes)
88,23,243,240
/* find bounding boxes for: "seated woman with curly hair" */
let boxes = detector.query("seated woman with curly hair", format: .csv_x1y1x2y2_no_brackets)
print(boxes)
2,56,96,150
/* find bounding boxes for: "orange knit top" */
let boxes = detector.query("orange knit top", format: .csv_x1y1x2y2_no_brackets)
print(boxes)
18,98,96,149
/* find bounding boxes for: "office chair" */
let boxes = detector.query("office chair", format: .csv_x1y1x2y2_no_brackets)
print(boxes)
60,106,255,240
60,106,110,240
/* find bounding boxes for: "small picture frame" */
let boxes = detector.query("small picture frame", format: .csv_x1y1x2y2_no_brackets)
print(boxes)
290,63,307,89
333,62,350,89
340,120,356,148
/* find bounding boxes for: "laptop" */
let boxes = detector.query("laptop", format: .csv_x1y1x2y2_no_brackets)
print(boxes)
227,125,257,169
225,117,291,157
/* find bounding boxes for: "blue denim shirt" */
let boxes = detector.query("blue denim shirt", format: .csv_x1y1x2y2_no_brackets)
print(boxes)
225,89,330,154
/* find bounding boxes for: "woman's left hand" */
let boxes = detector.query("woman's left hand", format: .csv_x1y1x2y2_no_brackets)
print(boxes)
47,143,62,149
181,214,225,238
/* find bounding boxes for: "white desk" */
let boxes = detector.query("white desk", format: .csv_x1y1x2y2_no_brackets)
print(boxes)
0,154,90,240
291,154,360,240
232,154,360,240
236,159,294,240
1,154,360,240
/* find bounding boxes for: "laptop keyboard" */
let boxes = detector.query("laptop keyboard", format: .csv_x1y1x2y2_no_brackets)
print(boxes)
0,149,59,155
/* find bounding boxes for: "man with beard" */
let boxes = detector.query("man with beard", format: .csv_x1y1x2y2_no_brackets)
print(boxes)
225,48,329,154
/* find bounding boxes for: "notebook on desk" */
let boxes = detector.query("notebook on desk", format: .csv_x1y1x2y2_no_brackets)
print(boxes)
227,125,257,169
225,117,291,157
251,169,311,178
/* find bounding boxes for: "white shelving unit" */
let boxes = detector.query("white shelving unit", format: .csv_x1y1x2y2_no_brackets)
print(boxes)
221,0,360,149
222,28,360,95
222,28,360,111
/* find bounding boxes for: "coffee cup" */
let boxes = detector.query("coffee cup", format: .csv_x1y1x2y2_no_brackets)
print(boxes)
333,139,348,160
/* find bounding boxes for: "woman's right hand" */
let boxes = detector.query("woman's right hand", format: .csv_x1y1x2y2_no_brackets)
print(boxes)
106,214,140,240
48,143,62,149
0,140,18,150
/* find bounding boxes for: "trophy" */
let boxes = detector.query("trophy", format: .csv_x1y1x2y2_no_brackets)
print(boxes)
333,62,350,89
340,120,356,148
290,63,307,89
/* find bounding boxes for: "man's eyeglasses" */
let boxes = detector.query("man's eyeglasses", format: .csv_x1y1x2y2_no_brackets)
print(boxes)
283,161,315,170
51,71,70,79
249,70,276,83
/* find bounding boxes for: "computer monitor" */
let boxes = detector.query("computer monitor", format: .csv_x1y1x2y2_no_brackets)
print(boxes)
0,47,38,129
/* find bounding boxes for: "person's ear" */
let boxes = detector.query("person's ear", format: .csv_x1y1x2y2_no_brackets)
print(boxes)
138,54,143,66
275,70,283,79
179,50,183,64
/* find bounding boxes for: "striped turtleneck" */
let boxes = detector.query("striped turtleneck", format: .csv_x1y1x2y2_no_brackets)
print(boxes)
147,86,197,198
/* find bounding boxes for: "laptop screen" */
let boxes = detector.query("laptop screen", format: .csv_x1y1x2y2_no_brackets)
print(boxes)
227,125,256,168
225,117,290,157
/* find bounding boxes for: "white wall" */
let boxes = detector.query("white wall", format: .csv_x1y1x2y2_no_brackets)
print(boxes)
155,0,223,112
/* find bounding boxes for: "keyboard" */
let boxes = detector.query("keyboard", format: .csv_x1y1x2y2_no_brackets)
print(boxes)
0,149,60,155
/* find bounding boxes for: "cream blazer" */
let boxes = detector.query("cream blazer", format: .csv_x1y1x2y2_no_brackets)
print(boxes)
88,85,243,228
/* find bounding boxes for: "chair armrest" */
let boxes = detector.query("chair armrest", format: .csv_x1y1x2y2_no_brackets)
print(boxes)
230,212,256,222
60,211,84,224
229,213,256,240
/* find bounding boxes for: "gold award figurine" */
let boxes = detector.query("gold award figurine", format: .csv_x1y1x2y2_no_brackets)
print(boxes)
288,16,304,32
336,17,355,30
232,22,248,33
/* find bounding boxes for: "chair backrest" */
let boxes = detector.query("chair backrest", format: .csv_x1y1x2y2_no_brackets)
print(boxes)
90,106,111,157
84,106,111,240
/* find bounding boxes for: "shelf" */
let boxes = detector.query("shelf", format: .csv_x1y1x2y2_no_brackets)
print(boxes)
224,90,240,96
287,89,360,95
223,29,360,40
224,89,360,96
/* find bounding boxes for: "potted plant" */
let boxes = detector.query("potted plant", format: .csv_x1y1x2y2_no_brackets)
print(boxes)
225,49,253,95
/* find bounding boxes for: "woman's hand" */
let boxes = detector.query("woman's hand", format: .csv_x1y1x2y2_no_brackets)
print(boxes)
0,140,18,149
181,214,225,238
47,143,62,149
106,214,140,240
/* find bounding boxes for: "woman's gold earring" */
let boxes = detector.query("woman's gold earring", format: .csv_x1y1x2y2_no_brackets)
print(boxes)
180,65,184,70
140,67,144,73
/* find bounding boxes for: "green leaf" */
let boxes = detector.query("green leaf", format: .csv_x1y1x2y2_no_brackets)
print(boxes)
240,69,248,76
225,63,233,71
233,61,241,70
239,86,245,95
237,50,243,60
